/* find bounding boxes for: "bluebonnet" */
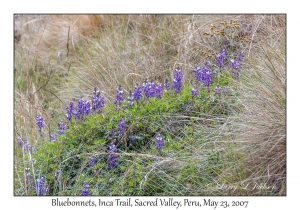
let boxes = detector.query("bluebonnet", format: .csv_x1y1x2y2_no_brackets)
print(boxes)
108,145,118,168
133,83,143,101
54,169,61,186
115,85,125,110
58,120,67,135
17,136,24,148
230,52,244,70
155,134,164,153
89,157,96,166
118,118,126,136
155,83,163,99
23,168,33,192
66,101,74,121
36,115,44,131
35,176,48,196
194,65,213,90
81,184,90,196
215,85,222,95
143,79,156,98
18,137,30,153
92,88,104,114
217,49,227,69
191,88,198,99
172,68,183,94
50,134,57,141
164,78,170,91
126,90,135,107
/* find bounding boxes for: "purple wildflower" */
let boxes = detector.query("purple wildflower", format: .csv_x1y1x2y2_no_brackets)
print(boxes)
92,88,104,114
127,90,134,107
17,136,24,148
164,78,171,91
194,65,213,90
191,88,198,99
115,85,125,110
36,177,48,196
23,168,33,192
155,83,163,99
172,68,183,94
89,157,96,166
230,52,244,70
133,83,143,101
50,134,57,141
36,115,44,131
217,49,227,69
66,101,74,121
108,145,118,168
118,118,126,136
54,169,61,186
81,184,90,196
143,79,156,98
155,134,164,153
215,85,222,95
58,120,67,135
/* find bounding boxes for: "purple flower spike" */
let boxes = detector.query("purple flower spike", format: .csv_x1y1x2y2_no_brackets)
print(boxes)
36,115,44,131
58,120,67,135
108,145,118,168
92,88,105,114
164,78,170,91
133,83,143,102
155,134,164,153
155,83,163,99
81,184,90,196
118,118,126,136
127,90,135,107
217,49,227,69
36,177,48,196
115,85,125,110
172,68,183,94
66,101,74,121
191,88,198,99
194,65,213,90
89,157,96,166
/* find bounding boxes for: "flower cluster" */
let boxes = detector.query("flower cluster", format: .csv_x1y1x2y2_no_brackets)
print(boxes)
126,90,134,107
155,134,164,153
36,115,44,131
92,88,105,114
89,157,96,166
81,184,90,196
76,98,91,120
115,85,125,110
194,65,213,89
133,83,143,102
118,118,126,137
164,78,171,91
35,176,48,196
66,101,75,121
217,49,227,69
172,68,183,94
191,88,199,99
58,120,67,135
230,52,244,77
23,168,33,192
108,145,118,168
17,136,31,153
